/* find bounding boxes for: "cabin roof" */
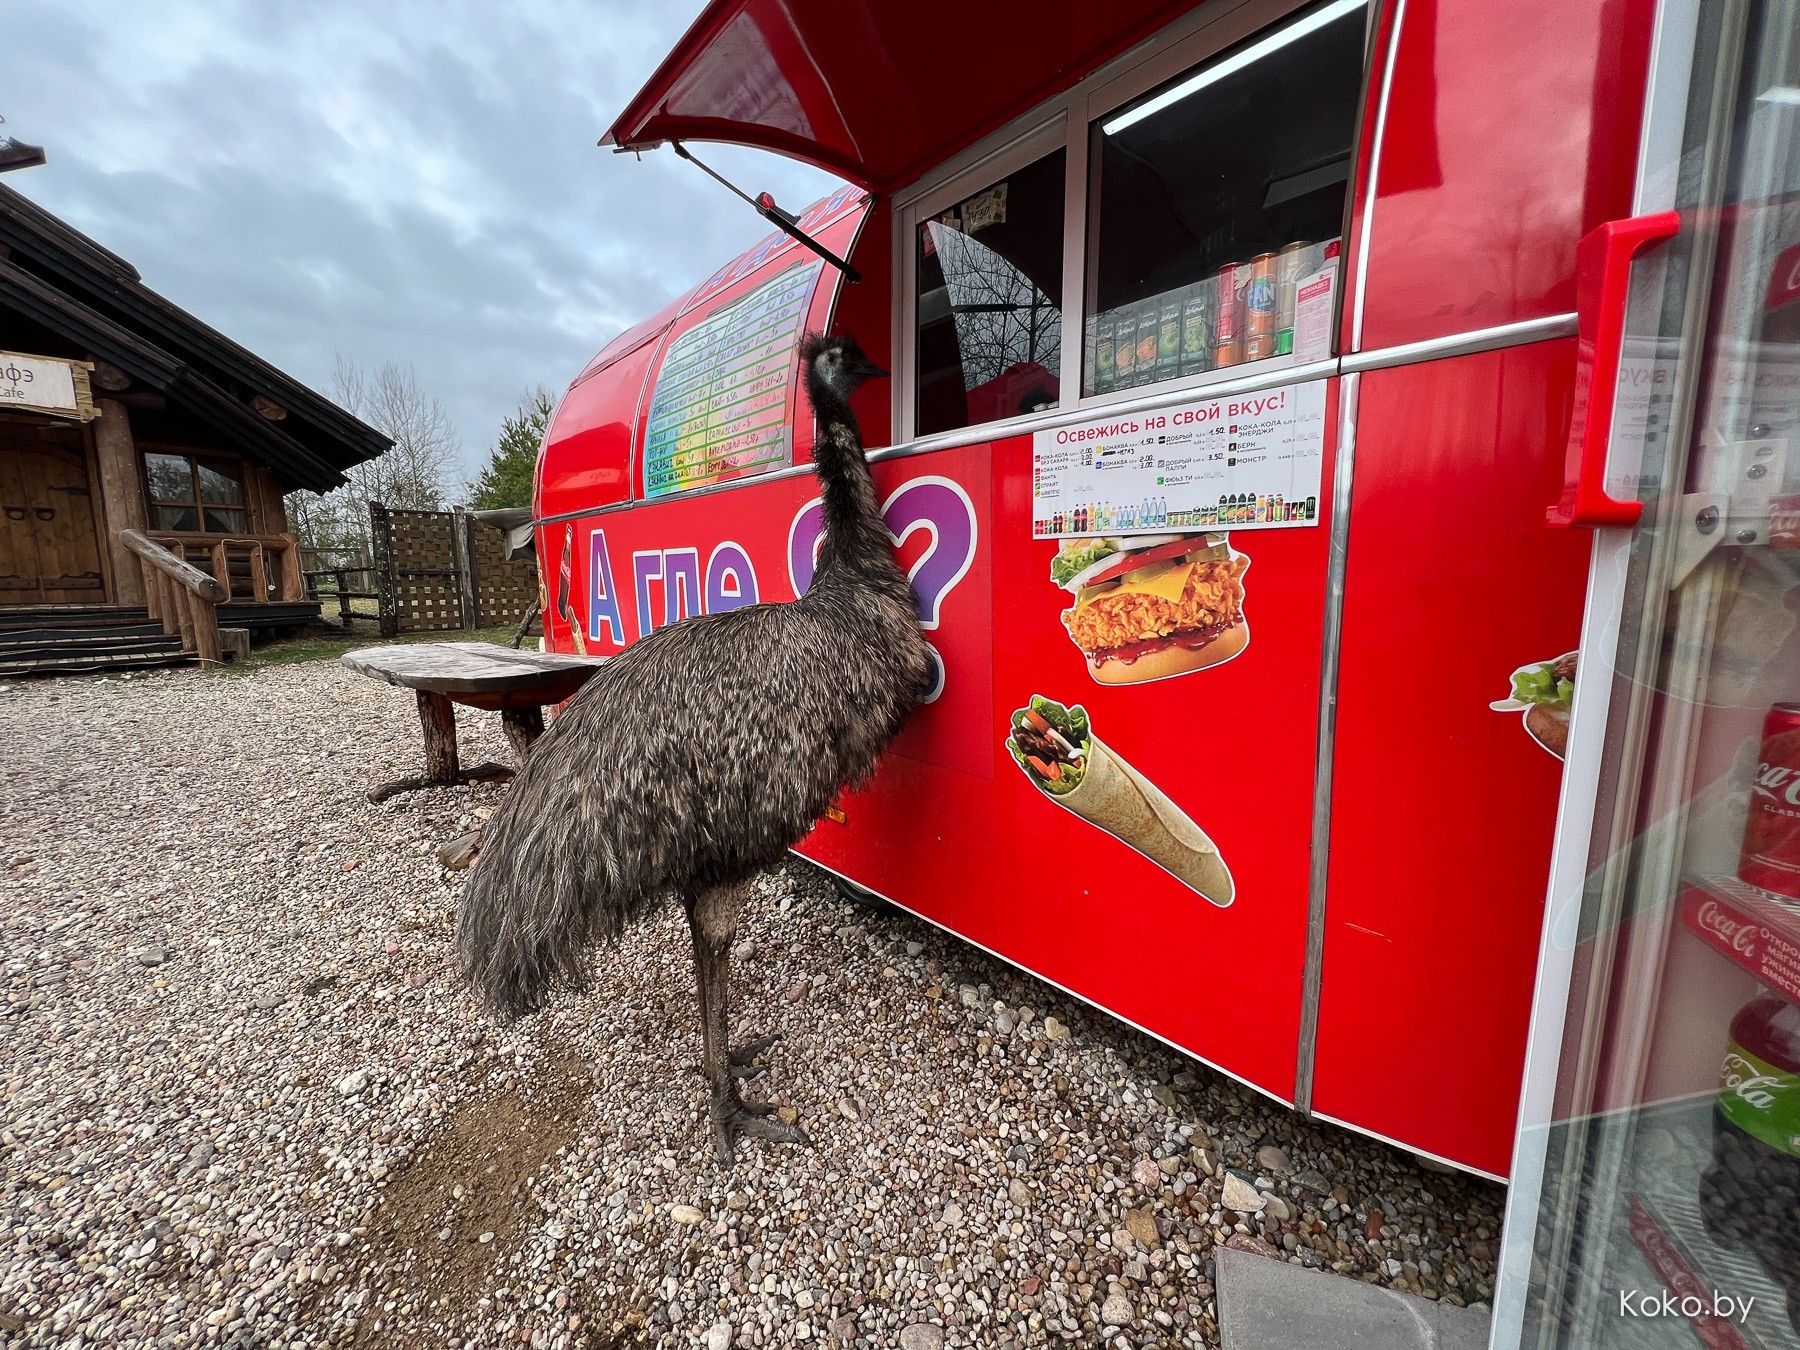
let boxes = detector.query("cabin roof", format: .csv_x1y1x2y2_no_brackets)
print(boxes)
0,183,391,493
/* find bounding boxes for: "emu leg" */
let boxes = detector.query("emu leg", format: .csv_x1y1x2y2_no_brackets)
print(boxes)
685,882,809,1167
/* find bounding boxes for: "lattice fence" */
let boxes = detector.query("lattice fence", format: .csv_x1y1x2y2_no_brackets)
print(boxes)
371,503,465,635
463,515,539,628
370,502,541,636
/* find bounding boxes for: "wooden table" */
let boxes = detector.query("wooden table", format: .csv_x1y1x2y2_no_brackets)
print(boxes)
342,641,604,803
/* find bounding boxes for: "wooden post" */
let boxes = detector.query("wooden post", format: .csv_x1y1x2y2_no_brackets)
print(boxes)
500,705,544,764
460,511,481,630
91,397,147,606
172,581,196,651
418,691,459,782
243,541,267,602
278,533,303,602
209,541,232,599
189,591,222,666
371,503,398,638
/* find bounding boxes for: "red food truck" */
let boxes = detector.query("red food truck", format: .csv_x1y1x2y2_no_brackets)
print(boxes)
536,0,1800,1342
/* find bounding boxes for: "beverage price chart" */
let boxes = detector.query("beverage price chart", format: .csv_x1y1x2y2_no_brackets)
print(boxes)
1030,380,1327,537
643,260,821,498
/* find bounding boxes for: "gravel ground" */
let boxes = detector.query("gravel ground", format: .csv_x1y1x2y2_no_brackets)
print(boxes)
0,660,1505,1348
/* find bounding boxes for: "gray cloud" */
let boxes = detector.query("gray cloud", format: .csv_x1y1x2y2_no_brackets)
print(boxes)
3,0,845,482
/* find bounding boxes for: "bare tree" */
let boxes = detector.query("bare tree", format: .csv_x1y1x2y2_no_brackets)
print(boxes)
928,223,1061,390
285,356,461,556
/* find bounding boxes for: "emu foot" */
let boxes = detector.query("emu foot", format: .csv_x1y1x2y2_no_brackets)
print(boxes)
710,1100,810,1168
729,1033,782,1079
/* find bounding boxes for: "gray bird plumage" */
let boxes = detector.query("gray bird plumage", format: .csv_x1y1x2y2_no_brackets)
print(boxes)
457,332,931,1163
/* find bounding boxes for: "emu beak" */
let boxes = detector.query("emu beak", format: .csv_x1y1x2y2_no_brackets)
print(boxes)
849,356,889,382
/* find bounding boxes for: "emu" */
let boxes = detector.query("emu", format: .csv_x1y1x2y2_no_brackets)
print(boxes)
457,333,932,1165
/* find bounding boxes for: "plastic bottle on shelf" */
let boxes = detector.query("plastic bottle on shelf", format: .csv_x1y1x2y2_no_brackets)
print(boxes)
1698,994,1800,1332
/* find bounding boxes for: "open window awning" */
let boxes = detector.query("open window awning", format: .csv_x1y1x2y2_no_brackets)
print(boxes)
601,0,1198,193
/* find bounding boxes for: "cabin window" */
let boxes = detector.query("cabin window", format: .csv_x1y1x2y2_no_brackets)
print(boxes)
914,149,1065,436
1083,0,1366,395
143,450,248,533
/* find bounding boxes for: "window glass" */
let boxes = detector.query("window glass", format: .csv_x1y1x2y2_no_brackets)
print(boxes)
915,149,1065,435
145,452,192,503
155,505,199,531
197,464,242,505
1085,0,1366,395
143,451,246,534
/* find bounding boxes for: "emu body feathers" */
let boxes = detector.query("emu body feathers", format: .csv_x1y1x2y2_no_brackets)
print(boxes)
456,333,930,1027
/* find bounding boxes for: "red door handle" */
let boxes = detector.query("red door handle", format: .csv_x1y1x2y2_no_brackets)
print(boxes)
1549,211,1681,528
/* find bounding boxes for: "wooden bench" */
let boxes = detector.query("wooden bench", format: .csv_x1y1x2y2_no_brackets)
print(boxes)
342,641,604,803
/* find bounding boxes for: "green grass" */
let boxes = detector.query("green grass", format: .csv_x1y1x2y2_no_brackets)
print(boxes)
246,625,524,669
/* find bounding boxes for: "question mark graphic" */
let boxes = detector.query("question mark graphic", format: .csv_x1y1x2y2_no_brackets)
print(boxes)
787,479,976,704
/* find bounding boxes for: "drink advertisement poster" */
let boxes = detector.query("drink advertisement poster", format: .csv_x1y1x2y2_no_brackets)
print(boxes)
1030,380,1327,537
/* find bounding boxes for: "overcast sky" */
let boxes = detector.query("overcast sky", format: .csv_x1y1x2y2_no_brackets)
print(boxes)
3,1,844,484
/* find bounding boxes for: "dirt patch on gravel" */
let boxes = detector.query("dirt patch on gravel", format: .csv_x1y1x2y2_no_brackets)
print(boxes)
353,1047,593,1341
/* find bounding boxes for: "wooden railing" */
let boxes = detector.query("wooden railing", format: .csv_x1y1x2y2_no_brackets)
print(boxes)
121,529,228,667
145,531,305,603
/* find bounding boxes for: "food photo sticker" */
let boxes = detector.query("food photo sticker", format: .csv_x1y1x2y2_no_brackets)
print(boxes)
1051,531,1249,685
1490,652,1576,760
1006,694,1234,907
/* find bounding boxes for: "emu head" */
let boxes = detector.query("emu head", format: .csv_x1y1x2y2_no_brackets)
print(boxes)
800,331,887,403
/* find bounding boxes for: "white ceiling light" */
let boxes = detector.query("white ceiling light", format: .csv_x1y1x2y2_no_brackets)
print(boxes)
1103,0,1369,136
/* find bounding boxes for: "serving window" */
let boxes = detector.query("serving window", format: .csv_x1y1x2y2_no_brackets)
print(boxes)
913,149,1065,437
895,0,1372,441
1084,0,1365,394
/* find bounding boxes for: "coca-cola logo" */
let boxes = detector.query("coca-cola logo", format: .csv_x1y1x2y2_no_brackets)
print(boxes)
1721,1051,1781,1109
1696,900,1761,956
1752,762,1800,806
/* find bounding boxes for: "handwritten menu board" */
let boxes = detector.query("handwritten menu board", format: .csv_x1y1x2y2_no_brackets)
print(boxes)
1030,379,1327,536
643,261,822,498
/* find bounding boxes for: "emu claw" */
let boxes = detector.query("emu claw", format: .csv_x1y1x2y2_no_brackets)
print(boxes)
711,1102,810,1167
728,1033,782,1079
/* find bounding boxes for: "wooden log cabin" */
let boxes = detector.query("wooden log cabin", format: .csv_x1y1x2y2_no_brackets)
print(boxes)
0,182,390,673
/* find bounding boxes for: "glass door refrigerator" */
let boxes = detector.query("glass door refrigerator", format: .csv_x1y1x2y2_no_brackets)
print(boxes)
1495,0,1800,1346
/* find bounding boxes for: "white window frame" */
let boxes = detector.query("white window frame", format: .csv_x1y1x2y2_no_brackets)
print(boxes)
891,0,1369,444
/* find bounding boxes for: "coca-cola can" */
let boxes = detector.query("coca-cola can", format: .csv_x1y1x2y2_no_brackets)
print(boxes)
1770,493,1800,550
1741,703,1800,899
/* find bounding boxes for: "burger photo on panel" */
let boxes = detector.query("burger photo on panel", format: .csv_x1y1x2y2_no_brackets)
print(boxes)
1052,533,1249,685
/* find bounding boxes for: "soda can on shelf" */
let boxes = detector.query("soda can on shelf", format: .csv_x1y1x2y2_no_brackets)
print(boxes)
1113,305,1138,386
1093,313,1117,395
1769,493,1800,549
1741,703,1800,900
1244,252,1278,360
1157,291,1184,381
1133,299,1161,386
1180,281,1214,376
1214,263,1245,368
1275,242,1310,357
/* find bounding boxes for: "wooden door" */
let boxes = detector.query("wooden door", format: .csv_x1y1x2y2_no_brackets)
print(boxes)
0,423,106,603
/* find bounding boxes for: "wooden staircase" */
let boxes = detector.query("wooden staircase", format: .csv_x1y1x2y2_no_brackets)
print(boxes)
0,606,191,677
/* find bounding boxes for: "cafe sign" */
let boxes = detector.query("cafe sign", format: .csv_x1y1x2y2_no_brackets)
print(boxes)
0,350,99,421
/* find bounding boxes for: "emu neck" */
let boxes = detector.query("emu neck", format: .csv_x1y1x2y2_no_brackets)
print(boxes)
809,384,902,586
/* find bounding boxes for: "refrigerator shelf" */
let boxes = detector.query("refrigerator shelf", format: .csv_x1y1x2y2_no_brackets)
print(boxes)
1680,877,1800,1009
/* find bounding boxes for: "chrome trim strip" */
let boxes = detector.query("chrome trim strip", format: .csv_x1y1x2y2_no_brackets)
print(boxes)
1294,369,1358,1117
1351,0,1405,350
1341,311,1577,372
533,312,1572,526
1308,1107,1506,1182
869,357,1340,463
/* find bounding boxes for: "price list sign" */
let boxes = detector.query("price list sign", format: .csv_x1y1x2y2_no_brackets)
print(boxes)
644,260,822,498
1031,380,1327,536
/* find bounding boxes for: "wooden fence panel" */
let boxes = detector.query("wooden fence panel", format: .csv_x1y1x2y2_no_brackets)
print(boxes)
371,502,465,636
464,515,539,628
